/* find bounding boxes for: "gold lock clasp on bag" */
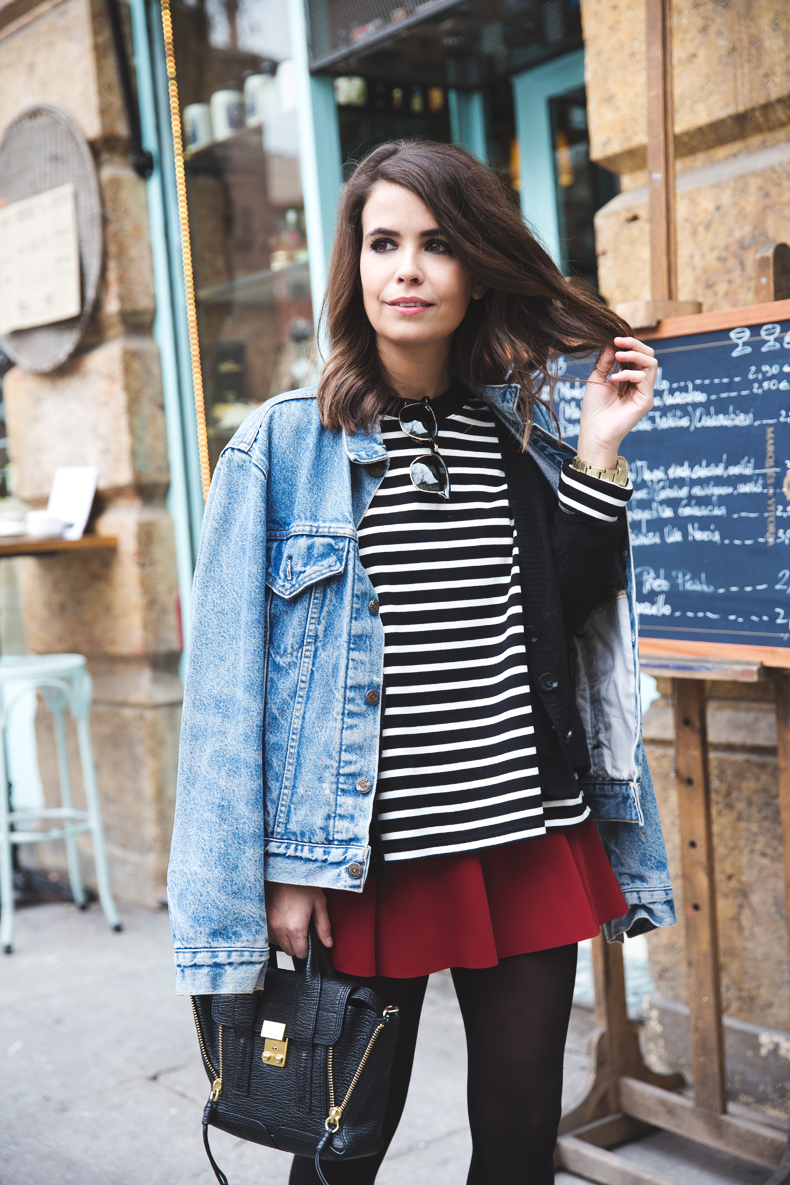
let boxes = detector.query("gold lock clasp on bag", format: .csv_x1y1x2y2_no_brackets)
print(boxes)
261,1020,288,1068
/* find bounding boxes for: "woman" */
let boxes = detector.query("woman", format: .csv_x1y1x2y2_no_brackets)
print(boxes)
169,141,675,1185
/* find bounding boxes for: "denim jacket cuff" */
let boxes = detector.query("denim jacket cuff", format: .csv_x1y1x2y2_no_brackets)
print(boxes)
174,950,269,995
603,899,677,943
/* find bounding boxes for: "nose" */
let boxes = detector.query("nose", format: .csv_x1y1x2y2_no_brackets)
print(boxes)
396,245,424,285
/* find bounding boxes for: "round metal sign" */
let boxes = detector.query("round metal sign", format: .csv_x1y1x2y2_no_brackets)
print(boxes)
0,106,102,373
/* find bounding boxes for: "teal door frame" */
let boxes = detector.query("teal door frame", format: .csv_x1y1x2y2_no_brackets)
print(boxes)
448,89,487,161
512,48,585,268
288,0,343,334
129,0,205,657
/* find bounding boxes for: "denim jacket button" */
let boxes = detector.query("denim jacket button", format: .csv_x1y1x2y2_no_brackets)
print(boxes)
365,689,380,706
539,672,559,691
524,625,538,643
368,599,380,615
369,463,385,478
347,863,364,879
356,777,372,794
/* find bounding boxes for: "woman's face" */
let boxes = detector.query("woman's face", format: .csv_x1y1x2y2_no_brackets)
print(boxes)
359,180,484,352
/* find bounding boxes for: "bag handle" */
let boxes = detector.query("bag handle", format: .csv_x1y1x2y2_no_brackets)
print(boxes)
293,923,335,1042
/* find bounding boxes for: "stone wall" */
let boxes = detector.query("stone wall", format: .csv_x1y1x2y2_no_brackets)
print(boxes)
583,0,790,311
0,0,181,906
581,0,790,1109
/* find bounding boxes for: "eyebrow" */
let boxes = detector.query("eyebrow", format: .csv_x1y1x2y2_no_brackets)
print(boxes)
364,227,443,241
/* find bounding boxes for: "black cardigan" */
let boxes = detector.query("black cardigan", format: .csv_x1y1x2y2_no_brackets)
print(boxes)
497,423,627,798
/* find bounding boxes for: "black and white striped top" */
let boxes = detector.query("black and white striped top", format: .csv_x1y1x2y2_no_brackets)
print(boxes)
359,386,631,863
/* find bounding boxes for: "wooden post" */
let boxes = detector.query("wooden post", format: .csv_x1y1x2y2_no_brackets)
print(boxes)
674,678,727,1113
645,0,677,303
591,935,642,1110
613,2,701,329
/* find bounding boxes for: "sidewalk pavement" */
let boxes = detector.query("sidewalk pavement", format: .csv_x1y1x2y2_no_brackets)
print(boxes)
0,900,772,1185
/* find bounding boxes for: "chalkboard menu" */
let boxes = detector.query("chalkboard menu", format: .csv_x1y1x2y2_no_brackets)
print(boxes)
550,300,790,663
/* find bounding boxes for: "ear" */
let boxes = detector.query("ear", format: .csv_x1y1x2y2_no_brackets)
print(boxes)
471,281,487,301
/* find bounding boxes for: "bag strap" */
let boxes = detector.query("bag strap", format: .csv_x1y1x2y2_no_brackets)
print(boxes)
202,1102,229,1185
202,1099,333,1185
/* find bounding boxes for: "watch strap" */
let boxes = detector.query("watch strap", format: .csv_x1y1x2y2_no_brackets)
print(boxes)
570,455,629,487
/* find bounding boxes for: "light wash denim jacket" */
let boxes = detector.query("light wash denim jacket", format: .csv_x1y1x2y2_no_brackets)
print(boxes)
169,383,676,994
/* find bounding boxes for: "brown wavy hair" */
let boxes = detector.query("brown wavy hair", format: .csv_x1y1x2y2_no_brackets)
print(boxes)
316,140,632,437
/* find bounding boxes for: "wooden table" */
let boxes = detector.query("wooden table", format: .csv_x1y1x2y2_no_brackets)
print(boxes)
555,655,790,1184
0,535,117,558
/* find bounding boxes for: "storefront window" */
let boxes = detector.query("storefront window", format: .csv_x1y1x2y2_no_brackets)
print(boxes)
485,80,519,197
549,86,618,293
168,0,313,473
333,75,451,175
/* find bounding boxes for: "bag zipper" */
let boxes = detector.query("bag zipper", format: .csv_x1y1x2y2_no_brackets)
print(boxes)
324,1006,398,1133
191,996,224,1101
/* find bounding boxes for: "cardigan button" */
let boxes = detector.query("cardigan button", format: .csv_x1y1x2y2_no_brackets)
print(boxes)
539,672,559,692
356,777,372,794
524,625,538,643
369,599,380,615
369,463,385,478
366,689,380,706
347,863,364,879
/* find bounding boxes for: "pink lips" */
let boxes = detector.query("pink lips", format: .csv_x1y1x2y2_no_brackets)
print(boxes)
386,298,433,316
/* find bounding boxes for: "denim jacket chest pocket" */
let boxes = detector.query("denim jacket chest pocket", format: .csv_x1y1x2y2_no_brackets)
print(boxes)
265,534,351,657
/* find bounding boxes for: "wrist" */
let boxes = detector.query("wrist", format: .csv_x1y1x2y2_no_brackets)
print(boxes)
575,437,619,470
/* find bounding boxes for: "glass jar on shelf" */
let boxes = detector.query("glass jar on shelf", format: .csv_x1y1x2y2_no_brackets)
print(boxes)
169,0,313,475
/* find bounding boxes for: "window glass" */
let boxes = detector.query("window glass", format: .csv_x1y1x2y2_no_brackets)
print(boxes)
485,80,519,199
548,87,619,294
333,75,451,176
170,0,313,473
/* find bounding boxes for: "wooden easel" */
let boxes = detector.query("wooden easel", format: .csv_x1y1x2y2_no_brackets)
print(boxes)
555,6,790,1172
557,656,790,1182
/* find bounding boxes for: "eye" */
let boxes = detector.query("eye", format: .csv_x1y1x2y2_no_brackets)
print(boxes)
369,237,396,253
425,238,452,255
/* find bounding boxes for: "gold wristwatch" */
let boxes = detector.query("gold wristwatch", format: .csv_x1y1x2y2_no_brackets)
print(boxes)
571,455,629,487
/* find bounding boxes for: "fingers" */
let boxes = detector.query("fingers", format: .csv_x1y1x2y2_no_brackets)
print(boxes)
312,892,334,948
610,337,657,393
612,349,654,365
592,343,616,377
609,369,651,383
614,335,655,356
267,914,309,959
265,882,326,959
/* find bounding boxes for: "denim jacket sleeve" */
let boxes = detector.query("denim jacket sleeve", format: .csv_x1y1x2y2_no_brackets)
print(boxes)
168,445,271,994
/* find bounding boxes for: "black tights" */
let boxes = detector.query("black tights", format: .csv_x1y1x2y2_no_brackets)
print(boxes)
288,943,577,1185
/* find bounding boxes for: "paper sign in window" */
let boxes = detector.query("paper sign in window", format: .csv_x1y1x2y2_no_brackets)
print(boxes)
0,183,81,334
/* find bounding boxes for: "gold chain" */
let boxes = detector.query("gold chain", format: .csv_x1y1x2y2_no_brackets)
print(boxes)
159,0,211,500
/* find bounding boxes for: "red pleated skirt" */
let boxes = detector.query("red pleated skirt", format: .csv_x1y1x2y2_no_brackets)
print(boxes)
324,818,627,979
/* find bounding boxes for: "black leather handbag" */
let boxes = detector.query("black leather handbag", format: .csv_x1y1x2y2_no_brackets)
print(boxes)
191,928,400,1185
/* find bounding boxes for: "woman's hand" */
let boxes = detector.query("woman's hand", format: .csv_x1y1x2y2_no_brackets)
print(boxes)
575,336,656,469
265,882,333,959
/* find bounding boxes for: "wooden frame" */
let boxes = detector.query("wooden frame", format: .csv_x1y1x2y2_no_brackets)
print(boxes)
556,666,790,1184
642,297,790,342
634,295,790,669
